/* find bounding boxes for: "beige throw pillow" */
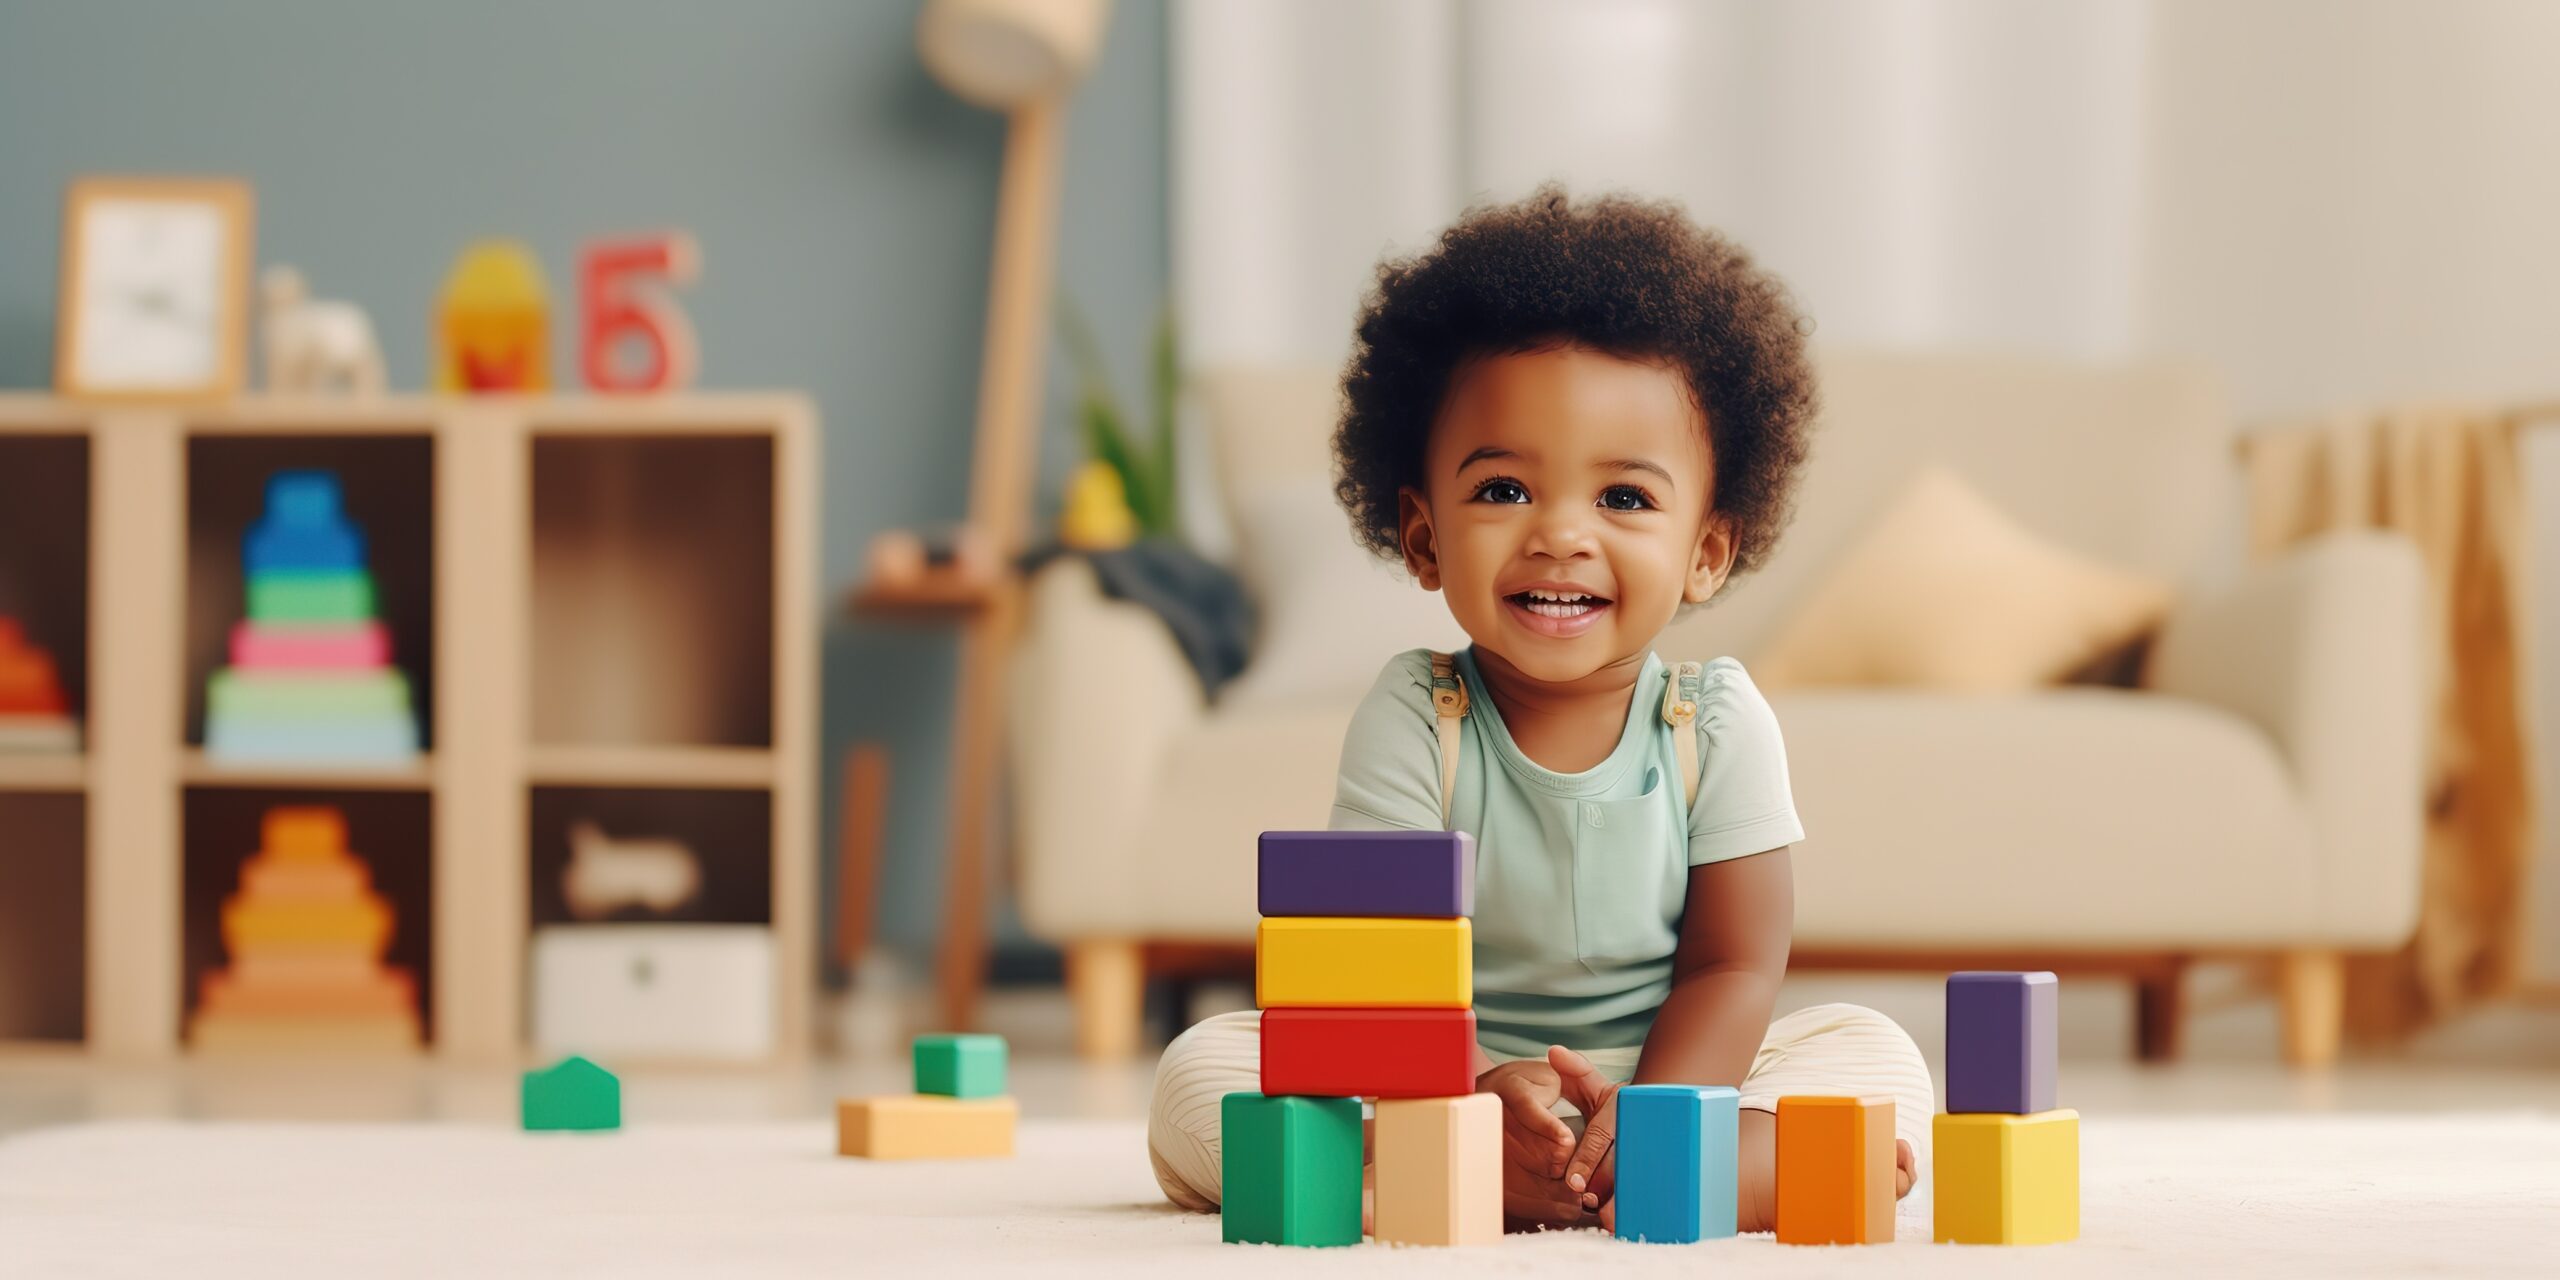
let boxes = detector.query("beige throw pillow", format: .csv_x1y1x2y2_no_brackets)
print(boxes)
1752,466,2173,693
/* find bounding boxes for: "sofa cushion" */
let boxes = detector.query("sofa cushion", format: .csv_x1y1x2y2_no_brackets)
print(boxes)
1218,476,1472,708
1101,686,2317,953
1752,467,2174,693
1777,689,2320,948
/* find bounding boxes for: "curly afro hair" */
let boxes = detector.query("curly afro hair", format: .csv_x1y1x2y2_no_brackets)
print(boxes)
1333,185,1816,588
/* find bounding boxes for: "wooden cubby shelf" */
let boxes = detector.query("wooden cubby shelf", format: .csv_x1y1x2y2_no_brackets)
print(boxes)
0,393,817,1062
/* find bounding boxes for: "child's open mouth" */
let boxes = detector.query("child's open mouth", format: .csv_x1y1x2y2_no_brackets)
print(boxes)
1503,587,1613,638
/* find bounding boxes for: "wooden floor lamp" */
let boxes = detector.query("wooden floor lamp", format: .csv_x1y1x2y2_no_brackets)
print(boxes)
848,0,1111,1037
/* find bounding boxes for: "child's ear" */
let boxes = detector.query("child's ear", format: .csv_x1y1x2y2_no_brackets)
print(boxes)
1685,512,1737,604
1397,487,1443,591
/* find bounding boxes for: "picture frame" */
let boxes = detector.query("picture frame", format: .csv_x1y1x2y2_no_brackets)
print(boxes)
54,175,256,401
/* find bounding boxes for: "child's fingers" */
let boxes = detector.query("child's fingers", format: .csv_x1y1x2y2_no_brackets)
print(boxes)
1563,1103,1616,1195
1492,1089,1574,1175
1546,1045,1616,1112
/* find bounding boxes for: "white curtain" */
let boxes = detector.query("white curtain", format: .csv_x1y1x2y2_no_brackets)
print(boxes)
1172,0,2560,417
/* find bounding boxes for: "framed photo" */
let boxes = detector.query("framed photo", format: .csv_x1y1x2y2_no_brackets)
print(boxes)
54,176,256,400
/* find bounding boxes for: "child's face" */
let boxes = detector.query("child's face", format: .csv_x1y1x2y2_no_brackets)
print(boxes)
1397,345,1735,686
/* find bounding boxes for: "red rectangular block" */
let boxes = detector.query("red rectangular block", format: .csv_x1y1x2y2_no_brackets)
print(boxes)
1261,1008,1477,1099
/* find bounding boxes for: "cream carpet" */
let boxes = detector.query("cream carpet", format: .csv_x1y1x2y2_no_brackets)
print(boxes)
0,1115,2550,1277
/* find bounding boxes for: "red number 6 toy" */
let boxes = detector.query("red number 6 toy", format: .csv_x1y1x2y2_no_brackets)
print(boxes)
580,233,700,392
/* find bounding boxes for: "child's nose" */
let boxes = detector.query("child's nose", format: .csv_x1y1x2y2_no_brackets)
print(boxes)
1524,508,1599,558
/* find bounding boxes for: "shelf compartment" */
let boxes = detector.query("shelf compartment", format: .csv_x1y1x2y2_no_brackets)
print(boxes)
530,435,773,750
0,433,91,735
0,793,86,1042
181,788,432,1050
528,786,771,927
184,434,435,753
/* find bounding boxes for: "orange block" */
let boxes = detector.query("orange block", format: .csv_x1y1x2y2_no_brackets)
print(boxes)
1775,1095,1896,1245
232,950,381,986
200,969,416,1018
263,807,350,861
241,855,372,901
222,897,392,951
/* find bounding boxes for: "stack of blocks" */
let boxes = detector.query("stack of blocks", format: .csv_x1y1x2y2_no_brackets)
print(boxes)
1226,831,1496,1248
205,471,419,765
0,617,75,752
1933,971,2079,1245
189,806,422,1052
838,1034,1017,1159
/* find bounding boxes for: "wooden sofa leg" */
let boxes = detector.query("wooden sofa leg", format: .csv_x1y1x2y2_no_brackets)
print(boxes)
2277,949,2345,1069
1066,939,1145,1062
2135,959,2188,1063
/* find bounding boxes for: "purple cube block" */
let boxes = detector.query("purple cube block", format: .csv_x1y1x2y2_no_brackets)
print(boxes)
1945,971,2058,1114
1257,831,1475,919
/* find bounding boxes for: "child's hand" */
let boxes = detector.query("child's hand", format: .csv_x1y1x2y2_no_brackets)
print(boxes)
1551,1046,1621,1221
1475,1058,1588,1229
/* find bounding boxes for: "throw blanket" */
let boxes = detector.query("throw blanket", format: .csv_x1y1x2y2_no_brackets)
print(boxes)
2240,407,2537,1038
1020,538,1256,699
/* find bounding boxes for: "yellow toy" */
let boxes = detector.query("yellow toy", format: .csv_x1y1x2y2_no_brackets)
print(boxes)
1933,1110,2081,1244
1254,917,1471,1008
1058,460,1138,550
435,239,550,391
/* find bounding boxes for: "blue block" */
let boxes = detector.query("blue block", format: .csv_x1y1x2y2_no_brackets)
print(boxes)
204,712,421,764
265,471,346,526
1614,1085,1739,1244
245,520,366,574
1945,971,2058,1115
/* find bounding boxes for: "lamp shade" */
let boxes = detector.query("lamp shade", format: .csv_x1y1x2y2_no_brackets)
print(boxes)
917,0,1110,109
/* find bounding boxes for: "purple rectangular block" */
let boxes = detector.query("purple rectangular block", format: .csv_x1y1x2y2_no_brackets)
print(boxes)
1257,830,1475,919
1944,971,2058,1115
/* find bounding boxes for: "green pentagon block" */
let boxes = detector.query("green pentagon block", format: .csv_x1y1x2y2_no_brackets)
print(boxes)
522,1054,620,1132
913,1033,1008,1098
248,570,375,624
1221,1093,1362,1247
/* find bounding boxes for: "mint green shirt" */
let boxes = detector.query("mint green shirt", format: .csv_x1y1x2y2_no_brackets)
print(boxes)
1328,648,1804,1058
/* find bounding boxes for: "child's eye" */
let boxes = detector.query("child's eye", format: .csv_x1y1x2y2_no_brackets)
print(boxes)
1471,477,1530,504
1598,485,1657,512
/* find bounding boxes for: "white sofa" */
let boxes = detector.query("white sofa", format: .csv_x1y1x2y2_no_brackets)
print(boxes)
1009,351,2427,1066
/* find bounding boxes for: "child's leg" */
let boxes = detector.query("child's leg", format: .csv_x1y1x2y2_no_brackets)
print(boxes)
1146,1009,1262,1211
1735,1002,1936,1231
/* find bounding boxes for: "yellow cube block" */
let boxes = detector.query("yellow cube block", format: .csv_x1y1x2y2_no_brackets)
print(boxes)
1255,917,1471,1009
1932,1109,2079,1245
1374,1094,1502,1246
837,1095,1017,1160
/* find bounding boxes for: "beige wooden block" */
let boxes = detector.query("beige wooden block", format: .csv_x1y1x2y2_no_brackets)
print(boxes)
837,1095,1017,1160
1374,1093,1501,1247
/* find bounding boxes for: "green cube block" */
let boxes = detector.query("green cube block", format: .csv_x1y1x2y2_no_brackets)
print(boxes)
1221,1093,1362,1247
522,1055,620,1132
913,1033,1007,1098
248,570,375,624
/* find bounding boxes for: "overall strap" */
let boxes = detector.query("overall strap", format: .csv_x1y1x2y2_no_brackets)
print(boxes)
1428,652,1469,827
1661,660,1705,812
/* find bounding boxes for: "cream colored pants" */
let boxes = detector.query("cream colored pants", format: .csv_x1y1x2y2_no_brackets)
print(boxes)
1147,1002,1935,1212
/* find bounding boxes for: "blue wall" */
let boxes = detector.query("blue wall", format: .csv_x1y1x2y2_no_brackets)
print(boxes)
0,0,1169,970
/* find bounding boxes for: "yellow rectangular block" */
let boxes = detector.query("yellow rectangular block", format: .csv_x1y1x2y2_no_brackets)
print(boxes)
837,1095,1016,1160
1255,917,1471,1009
1933,1109,2079,1245
1374,1094,1501,1246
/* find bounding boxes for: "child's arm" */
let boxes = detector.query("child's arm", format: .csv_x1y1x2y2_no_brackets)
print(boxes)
1561,846,1795,1202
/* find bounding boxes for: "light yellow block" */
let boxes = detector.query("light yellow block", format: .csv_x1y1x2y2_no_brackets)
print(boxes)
1374,1094,1501,1246
1933,1109,2080,1245
1255,917,1471,1008
837,1094,1017,1160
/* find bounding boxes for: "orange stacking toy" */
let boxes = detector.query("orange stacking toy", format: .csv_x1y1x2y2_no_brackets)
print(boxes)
190,806,421,1052
0,617,77,752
